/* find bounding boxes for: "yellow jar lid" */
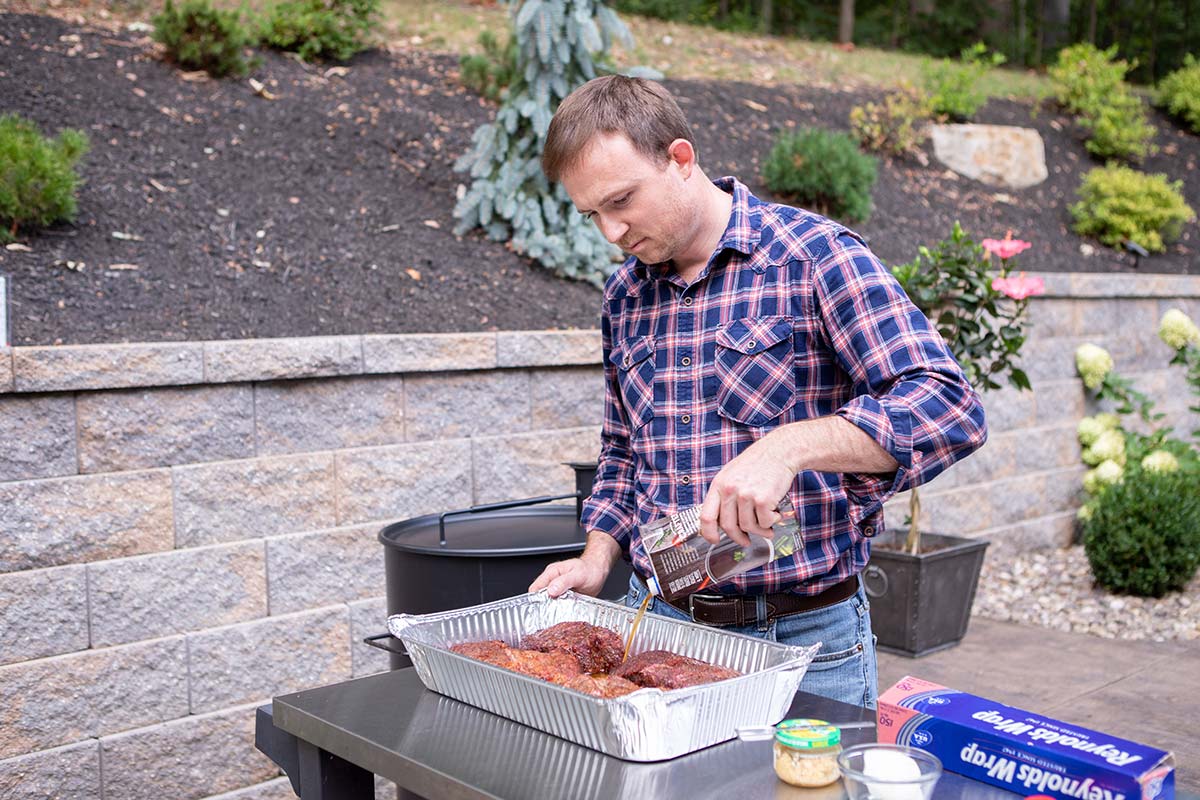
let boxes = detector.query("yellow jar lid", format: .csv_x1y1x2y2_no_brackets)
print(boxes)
775,718,840,749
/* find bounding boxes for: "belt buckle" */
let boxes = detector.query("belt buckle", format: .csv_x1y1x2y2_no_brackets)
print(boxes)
687,592,726,623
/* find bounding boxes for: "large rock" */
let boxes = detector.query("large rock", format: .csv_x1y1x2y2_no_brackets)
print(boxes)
930,124,1048,189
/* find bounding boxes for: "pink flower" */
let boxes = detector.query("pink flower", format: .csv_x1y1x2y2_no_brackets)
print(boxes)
982,236,1032,261
991,272,1045,300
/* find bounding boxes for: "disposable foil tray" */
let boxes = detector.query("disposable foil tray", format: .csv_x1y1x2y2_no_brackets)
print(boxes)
386,590,820,762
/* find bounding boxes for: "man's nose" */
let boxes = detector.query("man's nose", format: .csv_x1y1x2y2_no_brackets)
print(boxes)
595,215,628,245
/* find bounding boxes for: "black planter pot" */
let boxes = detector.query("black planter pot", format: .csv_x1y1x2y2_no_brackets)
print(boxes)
864,530,989,658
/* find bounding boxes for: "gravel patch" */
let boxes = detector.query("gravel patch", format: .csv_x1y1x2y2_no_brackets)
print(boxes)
973,545,1200,643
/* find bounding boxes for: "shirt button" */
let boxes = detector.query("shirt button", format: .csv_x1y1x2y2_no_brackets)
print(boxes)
683,297,694,306
680,475,691,485
747,341,757,351
623,356,631,366
863,525,875,536
681,356,691,366
681,414,691,424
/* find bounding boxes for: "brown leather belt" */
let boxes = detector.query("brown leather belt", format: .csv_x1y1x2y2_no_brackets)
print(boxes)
664,575,860,627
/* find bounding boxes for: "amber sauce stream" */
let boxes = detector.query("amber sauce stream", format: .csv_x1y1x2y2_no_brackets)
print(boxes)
622,592,653,664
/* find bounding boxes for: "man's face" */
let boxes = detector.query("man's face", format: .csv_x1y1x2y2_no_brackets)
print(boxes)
560,132,696,266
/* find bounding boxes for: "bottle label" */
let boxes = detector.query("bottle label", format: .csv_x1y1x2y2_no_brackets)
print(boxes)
639,497,801,601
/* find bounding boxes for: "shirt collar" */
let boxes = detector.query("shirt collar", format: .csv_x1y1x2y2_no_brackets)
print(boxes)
634,176,763,284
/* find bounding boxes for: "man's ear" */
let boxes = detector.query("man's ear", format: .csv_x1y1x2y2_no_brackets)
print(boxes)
666,138,696,179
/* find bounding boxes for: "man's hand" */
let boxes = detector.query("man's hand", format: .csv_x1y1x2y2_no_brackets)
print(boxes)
699,429,796,546
528,530,622,598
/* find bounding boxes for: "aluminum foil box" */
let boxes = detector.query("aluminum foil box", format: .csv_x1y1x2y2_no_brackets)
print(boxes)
878,676,1175,800
387,591,819,762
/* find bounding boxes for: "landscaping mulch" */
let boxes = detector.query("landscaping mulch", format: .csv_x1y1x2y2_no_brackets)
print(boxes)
1,10,1197,346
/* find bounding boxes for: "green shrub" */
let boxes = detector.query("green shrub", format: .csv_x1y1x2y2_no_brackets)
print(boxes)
459,30,518,102
152,0,256,78
921,42,1004,122
1081,92,1157,162
1083,468,1200,597
849,85,933,157
0,114,89,243
259,0,379,62
1155,54,1200,134
1070,165,1195,253
761,128,877,222
1049,43,1129,117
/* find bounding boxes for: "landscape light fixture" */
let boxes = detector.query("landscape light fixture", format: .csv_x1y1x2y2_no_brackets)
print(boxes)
1123,239,1149,269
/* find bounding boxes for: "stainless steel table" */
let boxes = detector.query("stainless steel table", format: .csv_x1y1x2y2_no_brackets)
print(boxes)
256,667,1067,800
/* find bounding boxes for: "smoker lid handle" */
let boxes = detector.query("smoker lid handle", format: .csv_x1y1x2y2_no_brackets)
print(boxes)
437,492,581,546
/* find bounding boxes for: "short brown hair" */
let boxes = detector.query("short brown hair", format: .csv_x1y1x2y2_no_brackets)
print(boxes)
541,75,694,183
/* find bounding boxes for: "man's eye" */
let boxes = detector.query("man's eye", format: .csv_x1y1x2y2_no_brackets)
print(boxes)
612,195,630,207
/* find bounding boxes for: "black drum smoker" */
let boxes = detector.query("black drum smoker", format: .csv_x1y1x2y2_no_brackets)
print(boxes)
368,462,633,669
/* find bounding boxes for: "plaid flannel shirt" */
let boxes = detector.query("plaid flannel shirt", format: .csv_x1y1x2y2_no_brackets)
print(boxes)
579,177,987,597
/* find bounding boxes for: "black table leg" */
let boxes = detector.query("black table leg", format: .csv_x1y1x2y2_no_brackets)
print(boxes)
256,704,373,800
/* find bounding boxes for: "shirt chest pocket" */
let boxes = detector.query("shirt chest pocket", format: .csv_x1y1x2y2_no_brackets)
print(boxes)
613,335,656,432
714,316,797,427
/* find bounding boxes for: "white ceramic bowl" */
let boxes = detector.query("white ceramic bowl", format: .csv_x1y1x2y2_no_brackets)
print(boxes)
837,743,943,800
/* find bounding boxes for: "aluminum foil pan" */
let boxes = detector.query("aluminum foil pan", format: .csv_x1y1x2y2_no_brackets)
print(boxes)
387,590,820,762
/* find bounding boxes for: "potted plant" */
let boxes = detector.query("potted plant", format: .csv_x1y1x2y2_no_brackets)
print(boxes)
869,224,1044,656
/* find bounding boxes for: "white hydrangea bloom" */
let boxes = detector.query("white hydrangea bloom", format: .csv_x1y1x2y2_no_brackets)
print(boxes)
1075,344,1113,390
1089,429,1126,465
1094,412,1121,431
1076,503,1094,523
1083,459,1124,494
1158,309,1200,351
1077,416,1106,446
1141,449,1180,473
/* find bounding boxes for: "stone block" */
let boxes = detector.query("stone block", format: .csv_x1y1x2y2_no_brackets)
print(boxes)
0,394,76,481
12,342,203,392
0,564,88,665
0,470,173,573
1031,380,1086,426
0,348,12,392
335,440,473,526
255,376,406,455
186,607,350,713
349,597,390,678
1025,297,1076,338
89,542,267,647
530,367,605,430
362,333,496,374
0,636,188,758
981,384,1036,432
0,740,100,800
404,371,529,441
205,336,363,383
1011,423,1081,474
934,433,1015,491
173,454,336,547
1073,298,1124,337
980,511,1077,560
267,525,383,614
76,385,255,473
921,484,992,535
203,777,297,800
472,428,600,505
99,703,278,800
496,330,602,367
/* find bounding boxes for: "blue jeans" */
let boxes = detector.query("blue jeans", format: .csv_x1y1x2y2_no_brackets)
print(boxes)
625,573,879,709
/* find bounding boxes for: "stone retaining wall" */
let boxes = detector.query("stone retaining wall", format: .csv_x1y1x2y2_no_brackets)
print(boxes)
2,273,1199,799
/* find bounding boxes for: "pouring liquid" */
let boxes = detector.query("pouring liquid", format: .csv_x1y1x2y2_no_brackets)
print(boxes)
622,592,653,664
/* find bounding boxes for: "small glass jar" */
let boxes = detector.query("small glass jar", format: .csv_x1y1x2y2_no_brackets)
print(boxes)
773,718,842,788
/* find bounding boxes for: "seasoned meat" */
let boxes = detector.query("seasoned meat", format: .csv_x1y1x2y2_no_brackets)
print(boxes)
614,649,740,689
450,640,516,668
520,621,625,673
564,673,641,699
506,648,583,684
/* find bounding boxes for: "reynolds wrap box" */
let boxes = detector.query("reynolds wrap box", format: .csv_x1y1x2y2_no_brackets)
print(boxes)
878,677,1175,800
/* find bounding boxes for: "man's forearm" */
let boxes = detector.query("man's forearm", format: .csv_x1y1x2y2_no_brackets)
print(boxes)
581,530,623,570
773,416,899,475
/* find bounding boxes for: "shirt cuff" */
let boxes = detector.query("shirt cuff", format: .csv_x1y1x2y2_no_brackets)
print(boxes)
835,395,916,532
579,498,634,551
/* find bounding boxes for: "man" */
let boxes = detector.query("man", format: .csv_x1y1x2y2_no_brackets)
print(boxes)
528,75,986,708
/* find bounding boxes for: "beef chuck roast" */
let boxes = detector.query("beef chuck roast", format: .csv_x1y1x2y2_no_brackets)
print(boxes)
613,649,740,689
520,621,624,673
562,673,641,699
450,640,582,684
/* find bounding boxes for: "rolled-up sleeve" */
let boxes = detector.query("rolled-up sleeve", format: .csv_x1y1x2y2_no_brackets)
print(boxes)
579,301,639,551
816,232,988,527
